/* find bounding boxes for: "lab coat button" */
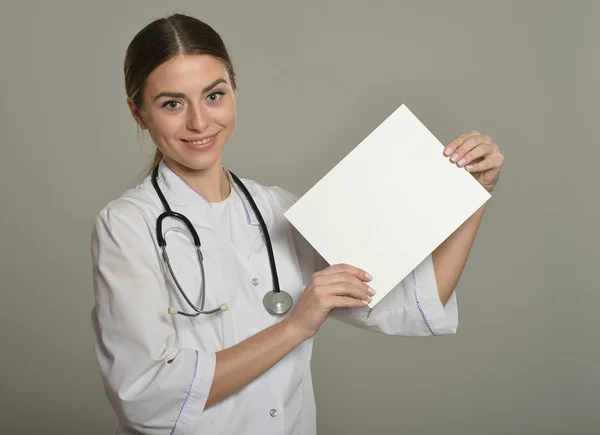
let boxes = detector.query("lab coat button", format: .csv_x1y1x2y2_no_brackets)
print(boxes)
252,278,260,286
269,409,278,417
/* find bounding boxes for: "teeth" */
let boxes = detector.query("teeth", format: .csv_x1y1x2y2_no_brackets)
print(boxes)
189,136,214,145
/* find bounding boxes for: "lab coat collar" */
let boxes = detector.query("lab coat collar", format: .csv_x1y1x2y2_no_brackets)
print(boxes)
151,159,260,226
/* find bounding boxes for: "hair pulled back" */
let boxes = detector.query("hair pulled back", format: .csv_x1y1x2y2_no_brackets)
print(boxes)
124,14,236,174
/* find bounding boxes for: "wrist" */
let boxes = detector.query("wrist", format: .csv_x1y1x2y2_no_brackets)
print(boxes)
280,317,311,344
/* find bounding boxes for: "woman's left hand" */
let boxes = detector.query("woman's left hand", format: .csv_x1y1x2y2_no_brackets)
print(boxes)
443,130,505,192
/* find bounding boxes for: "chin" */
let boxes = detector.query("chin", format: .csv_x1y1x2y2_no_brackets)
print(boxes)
170,152,223,173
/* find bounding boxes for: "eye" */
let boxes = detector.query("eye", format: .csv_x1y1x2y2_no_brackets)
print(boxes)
207,91,225,103
161,100,182,111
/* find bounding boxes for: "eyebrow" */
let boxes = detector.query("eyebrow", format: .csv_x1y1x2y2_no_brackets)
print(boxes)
153,78,227,101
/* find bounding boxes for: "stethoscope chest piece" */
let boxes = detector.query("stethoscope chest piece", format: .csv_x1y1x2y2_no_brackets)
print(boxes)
263,290,293,315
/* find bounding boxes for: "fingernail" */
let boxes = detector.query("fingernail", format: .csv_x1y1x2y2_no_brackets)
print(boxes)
444,147,453,156
367,295,372,302
368,287,376,295
451,153,459,162
365,272,373,280
465,165,473,171
457,158,466,166
362,300,370,305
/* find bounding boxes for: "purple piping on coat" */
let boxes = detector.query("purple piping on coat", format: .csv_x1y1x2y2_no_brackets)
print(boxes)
412,270,436,335
170,350,200,435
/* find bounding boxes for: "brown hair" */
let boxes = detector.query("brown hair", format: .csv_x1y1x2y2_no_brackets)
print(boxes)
124,13,237,176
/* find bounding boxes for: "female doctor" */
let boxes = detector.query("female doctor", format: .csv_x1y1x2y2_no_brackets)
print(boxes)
90,13,504,435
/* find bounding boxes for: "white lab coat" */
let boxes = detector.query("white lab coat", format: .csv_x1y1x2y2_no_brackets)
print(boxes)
90,160,458,435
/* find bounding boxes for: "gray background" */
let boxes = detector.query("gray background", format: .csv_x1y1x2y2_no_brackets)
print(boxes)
0,1,596,434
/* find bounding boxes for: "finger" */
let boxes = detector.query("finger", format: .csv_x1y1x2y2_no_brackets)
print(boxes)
455,142,494,168
317,263,373,282
448,135,493,163
465,154,502,172
330,295,371,308
443,130,480,157
467,156,485,166
318,282,372,302
313,272,375,297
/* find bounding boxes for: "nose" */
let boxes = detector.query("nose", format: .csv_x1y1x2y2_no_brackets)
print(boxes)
186,104,209,132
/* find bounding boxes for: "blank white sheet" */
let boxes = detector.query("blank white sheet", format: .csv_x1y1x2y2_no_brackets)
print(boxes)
283,104,491,308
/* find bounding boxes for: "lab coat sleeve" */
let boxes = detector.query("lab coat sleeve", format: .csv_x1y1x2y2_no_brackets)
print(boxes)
326,251,459,337
271,186,458,337
90,204,216,435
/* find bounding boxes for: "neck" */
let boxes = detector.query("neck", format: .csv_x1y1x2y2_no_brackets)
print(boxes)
163,158,231,203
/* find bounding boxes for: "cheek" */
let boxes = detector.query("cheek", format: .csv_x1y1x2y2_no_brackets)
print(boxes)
215,101,237,127
148,112,183,138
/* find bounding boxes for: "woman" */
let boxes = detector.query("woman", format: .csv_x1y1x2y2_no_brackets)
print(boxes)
90,13,504,435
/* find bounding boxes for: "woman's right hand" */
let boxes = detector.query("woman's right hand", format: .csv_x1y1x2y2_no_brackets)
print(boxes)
283,264,375,340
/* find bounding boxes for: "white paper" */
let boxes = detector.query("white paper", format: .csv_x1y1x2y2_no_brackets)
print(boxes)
283,104,491,308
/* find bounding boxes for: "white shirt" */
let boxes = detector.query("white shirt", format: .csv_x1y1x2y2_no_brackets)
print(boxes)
90,160,458,435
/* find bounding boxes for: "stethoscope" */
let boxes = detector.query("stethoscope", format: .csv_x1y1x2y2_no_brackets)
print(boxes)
151,165,294,317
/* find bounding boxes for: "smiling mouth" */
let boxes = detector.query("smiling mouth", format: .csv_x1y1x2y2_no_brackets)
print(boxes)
181,132,220,145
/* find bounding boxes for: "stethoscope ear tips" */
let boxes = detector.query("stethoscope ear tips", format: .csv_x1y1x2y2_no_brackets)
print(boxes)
219,303,229,312
168,306,178,315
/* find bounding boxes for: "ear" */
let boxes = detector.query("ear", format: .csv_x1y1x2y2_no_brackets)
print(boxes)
127,98,147,130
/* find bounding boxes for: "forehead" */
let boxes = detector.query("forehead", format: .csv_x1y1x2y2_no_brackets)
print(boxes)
145,54,229,94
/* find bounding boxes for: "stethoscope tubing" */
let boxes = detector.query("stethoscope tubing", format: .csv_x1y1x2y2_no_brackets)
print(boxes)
150,164,290,316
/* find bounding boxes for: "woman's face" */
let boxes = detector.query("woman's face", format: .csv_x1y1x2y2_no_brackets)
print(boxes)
131,54,237,174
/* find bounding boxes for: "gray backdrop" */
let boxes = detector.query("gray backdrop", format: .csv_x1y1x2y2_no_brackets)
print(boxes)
0,1,596,434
